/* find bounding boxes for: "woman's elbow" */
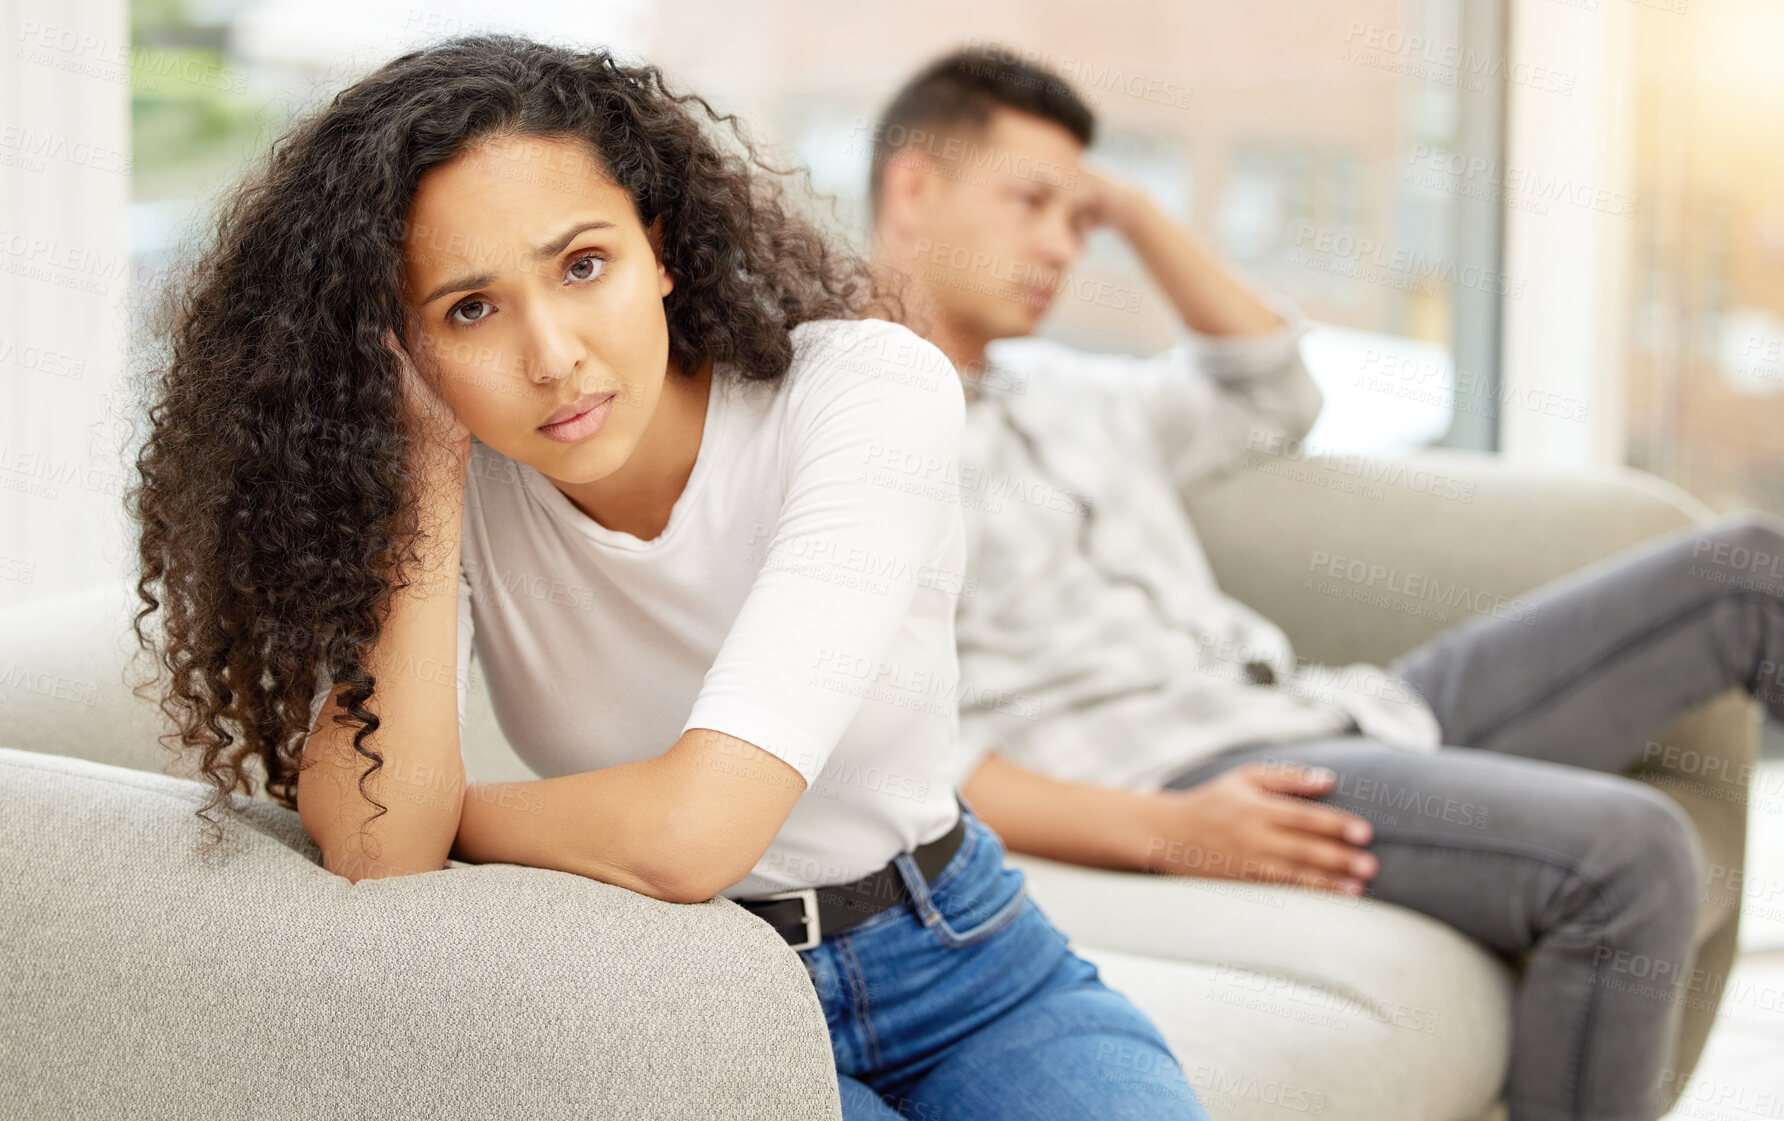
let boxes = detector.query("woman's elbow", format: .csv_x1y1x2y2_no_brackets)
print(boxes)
297,747,464,883
300,793,461,883
323,844,455,884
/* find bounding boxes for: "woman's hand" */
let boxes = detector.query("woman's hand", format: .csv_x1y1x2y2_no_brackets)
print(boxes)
386,327,471,467
1142,762,1378,896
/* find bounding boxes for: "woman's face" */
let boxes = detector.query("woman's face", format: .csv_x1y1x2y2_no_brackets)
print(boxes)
400,132,675,482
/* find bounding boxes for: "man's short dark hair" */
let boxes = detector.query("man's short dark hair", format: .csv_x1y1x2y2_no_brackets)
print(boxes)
868,43,1097,218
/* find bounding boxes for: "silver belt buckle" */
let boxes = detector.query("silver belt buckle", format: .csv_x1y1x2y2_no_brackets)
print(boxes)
756,887,821,951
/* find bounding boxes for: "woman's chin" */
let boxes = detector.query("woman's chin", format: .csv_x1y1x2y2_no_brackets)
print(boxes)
527,434,626,485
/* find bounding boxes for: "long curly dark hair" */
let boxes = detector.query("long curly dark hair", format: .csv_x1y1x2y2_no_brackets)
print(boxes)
127,32,916,854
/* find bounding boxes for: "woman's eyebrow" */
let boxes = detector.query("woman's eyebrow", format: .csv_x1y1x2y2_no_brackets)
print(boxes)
418,218,618,306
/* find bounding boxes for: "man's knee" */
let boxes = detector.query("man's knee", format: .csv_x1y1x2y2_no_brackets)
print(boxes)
1593,782,1709,918
1691,512,1784,582
1719,511,1784,550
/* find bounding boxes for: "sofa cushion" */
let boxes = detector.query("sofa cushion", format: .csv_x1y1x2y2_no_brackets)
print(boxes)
1009,852,1514,1121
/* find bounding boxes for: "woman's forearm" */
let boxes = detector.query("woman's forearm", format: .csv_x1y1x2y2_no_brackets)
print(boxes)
451,757,689,901
298,448,468,882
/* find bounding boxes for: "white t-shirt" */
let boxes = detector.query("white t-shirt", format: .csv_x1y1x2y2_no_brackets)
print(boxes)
408,317,968,899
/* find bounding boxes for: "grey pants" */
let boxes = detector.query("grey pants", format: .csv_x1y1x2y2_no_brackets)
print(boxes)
1161,513,1784,1121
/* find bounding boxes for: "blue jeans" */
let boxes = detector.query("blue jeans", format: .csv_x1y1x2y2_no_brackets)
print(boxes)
795,804,1211,1120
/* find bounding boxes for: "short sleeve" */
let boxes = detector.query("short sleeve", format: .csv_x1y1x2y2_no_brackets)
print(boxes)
679,320,967,787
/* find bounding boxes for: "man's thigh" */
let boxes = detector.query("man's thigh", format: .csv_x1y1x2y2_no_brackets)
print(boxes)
1385,514,1784,767
1161,737,1701,957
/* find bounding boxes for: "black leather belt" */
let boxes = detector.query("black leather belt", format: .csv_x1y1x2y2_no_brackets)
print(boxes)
737,795,969,951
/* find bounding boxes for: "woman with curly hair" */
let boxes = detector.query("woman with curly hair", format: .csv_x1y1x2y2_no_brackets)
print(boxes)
127,32,1211,1121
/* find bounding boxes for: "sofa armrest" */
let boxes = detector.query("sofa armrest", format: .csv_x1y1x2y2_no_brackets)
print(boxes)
0,747,840,1121
1185,447,1720,666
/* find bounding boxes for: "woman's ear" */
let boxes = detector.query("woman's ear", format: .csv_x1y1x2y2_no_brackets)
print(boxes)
647,215,674,299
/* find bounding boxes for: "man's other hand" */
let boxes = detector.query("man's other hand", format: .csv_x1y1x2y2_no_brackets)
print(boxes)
1143,762,1378,895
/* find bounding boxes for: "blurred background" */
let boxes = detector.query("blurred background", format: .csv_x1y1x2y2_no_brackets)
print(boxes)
8,0,1783,605
3,0,1782,1107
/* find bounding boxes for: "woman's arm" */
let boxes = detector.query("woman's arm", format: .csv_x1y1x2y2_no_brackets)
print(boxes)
296,425,470,883
451,728,807,904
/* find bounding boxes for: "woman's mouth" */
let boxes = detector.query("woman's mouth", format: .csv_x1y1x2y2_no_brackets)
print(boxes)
538,392,617,443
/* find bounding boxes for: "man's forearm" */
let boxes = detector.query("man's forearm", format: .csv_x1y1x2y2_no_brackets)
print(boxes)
961,749,1167,872
1119,195,1284,339
451,757,686,901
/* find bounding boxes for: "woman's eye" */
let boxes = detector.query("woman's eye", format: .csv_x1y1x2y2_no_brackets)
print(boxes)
448,299,489,326
568,251,606,282
446,252,607,329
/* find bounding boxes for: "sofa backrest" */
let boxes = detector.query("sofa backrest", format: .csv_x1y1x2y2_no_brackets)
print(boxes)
0,576,536,792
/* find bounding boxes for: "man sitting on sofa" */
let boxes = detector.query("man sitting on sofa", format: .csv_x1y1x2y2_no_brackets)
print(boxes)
865,44,1784,1121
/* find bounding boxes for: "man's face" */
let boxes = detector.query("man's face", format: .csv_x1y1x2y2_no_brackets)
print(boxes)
891,107,1092,341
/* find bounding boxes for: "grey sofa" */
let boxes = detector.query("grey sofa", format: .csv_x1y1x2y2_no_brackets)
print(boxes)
0,448,1755,1120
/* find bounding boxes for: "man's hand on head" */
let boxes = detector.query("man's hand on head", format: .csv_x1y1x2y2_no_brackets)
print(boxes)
1075,159,1149,239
